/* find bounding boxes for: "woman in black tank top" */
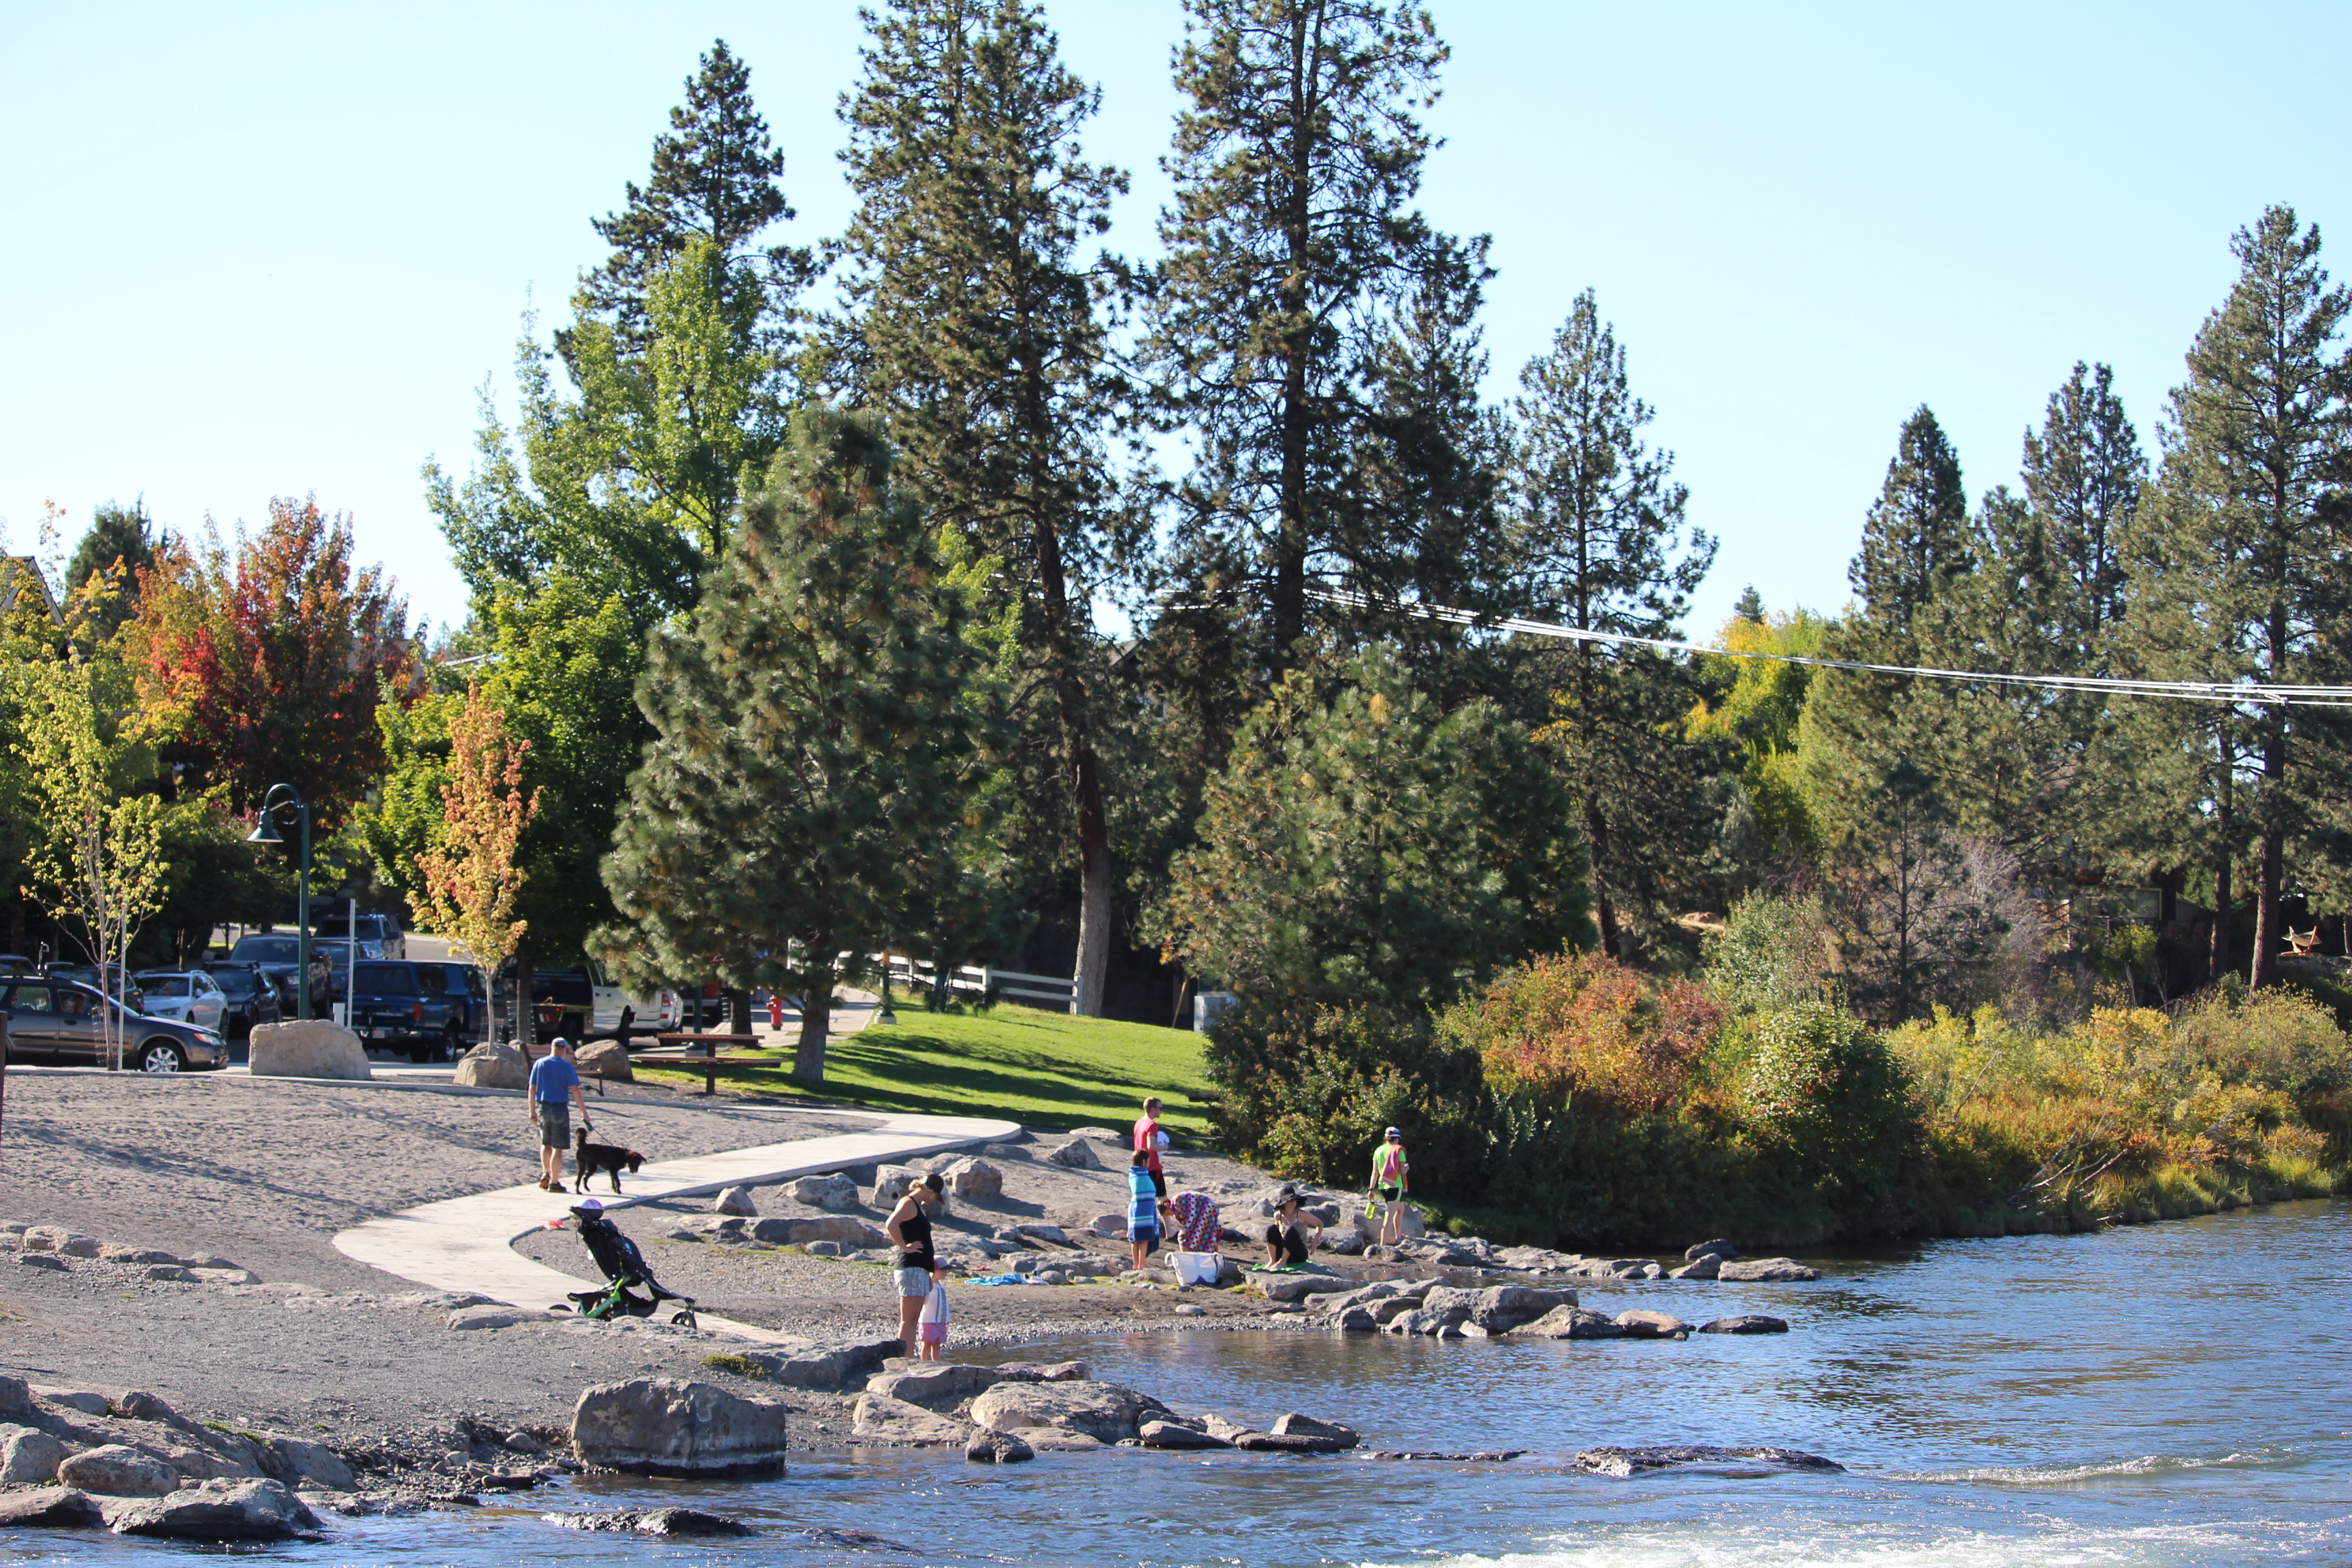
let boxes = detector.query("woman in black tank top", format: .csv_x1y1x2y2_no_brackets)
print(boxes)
886,1173,946,1356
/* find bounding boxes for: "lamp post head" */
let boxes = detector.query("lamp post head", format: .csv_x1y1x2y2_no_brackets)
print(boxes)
246,818,284,847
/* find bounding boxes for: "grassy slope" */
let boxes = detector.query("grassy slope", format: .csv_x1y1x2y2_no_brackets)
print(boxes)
634,1002,1217,1140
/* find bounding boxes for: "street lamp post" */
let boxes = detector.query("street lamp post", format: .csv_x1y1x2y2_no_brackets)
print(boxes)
246,784,313,1022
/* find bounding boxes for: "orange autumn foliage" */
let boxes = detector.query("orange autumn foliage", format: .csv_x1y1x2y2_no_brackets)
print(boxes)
1462,950,1726,1115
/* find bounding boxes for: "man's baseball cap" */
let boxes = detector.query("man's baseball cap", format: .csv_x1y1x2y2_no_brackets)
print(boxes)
1384,1126,1402,1138
549,1037,573,1050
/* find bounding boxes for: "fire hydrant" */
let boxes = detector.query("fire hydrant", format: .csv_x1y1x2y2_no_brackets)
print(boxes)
767,992,784,1031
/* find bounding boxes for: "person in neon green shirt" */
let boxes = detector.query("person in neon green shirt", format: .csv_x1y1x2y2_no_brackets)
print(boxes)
1369,1126,1410,1249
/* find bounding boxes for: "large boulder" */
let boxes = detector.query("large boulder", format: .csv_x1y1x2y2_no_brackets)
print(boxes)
571,1378,789,1476
938,1158,1003,1199
1246,1268,1356,1305
749,1215,889,1248
1045,1139,1100,1170
965,1431,1034,1464
574,1041,632,1081
789,1173,859,1211
103,1477,323,1541
1684,1238,1739,1261
1473,1285,1578,1331
0,1376,30,1420
850,1393,973,1446
1716,1257,1820,1281
0,1424,65,1484
1354,1204,1426,1242
1509,1305,1623,1339
968,1380,1155,1444
1271,1414,1358,1450
266,1437,354,1491
452,1040,527,1090
1668,1254,1721,1280
712,1185,758,1217
727,1339,900,1392
0,1486,100,1528
866,1363,1022,1410
59,1444,178,1496
871,1166,919,1203
1612,1309,1690,1339
248,1020,372,1081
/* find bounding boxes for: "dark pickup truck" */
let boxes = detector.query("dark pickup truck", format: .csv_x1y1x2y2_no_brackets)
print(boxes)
344,961,487,1062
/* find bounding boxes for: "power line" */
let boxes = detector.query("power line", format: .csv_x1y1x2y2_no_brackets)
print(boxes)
1304,590,2352,708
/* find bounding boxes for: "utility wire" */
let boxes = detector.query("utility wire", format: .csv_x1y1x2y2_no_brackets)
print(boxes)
1303,589,2352,708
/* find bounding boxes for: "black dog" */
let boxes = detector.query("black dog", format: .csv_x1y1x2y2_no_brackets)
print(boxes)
574,1127,645,1194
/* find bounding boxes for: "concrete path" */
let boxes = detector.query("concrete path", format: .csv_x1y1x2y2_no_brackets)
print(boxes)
332,1106,1019,1343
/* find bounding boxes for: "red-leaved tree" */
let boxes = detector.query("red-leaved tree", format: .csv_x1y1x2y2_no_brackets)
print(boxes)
127,496,415,829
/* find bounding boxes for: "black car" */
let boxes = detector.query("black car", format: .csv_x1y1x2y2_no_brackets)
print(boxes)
201,961,284,1039
344,960,487,1062
226,933,332,1013
0,977,228,1073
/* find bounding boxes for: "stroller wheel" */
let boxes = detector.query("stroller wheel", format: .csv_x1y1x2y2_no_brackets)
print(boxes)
670,1309,698,1328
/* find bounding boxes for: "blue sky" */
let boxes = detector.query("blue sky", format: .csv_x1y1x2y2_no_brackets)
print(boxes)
3,2,2347,639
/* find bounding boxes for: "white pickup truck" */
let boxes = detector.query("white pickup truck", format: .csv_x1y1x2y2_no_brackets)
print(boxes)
520,958,683,1043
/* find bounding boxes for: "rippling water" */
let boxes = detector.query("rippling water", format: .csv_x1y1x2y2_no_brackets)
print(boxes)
14,1200,2349,1566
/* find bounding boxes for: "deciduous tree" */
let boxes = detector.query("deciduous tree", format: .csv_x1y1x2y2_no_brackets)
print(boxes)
410,683,540,1021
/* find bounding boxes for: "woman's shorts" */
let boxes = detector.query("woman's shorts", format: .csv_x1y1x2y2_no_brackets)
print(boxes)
1375,1183,1402,1203
1129,1222,1161,1247
895,1266,932,1297
536,1103,570,1149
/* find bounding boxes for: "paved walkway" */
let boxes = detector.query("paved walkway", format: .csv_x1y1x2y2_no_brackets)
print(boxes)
332,1106,1019,1343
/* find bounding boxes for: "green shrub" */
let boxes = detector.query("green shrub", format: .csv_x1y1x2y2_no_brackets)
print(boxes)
1741,1000,1922,1209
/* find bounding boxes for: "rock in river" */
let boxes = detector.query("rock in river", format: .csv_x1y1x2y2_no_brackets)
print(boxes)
103,1477,323,1541
1573,1444,1842,1477
0,1423,67,1484
1611,1310,1690,1339
1698,1314,1790,1335
571,1378,789,1476
968,1379,1156,1443
964,1431,1035,1464
549,1507,753,1535
1715,1257,1820,1281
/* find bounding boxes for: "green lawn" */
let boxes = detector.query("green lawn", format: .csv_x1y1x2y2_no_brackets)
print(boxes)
634,1002,1218,1141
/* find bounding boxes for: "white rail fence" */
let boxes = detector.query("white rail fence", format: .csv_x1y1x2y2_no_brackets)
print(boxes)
871,953,1081,1015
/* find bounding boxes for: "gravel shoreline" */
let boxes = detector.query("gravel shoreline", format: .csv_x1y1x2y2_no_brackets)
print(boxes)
0,1067,1322,1460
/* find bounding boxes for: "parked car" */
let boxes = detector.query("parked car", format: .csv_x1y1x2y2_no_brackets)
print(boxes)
226,934,331,1013
314,908,406,960
199,961,282,1039
343,960,485,1062
0,977,227,1072
131,970,228,1034
41,964,145,1017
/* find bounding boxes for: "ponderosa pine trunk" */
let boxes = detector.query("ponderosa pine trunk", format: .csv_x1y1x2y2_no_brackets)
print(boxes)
793,955,833,1083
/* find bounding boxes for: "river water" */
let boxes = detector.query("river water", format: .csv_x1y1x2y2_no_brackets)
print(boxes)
16,1199,2349,1566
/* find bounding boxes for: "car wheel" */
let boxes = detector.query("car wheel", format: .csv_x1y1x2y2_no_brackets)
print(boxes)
135,1040,185,1074
442,1022,465,1062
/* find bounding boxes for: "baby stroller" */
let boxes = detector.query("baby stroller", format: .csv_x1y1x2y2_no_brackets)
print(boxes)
559,1200,699,1328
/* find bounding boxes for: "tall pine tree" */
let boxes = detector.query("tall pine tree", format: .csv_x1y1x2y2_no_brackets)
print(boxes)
1509,291,1720,957
1145,0,1451,676
2118,205,2352,987
835,0,1132,1015
596,409,983,1079
574,39,813,356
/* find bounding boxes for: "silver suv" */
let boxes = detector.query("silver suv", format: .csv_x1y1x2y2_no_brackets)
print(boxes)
315,909,405,960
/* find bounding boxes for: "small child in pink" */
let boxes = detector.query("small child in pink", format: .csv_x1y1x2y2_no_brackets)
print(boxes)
917,1279,950,1359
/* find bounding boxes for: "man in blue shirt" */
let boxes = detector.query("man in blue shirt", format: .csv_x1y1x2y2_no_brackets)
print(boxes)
528,1038,590,1192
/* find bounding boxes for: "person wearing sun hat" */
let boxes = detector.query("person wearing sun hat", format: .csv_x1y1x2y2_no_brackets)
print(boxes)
1369,1126,1410,1250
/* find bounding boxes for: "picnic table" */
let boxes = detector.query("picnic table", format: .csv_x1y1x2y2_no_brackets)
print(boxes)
640,1031,772,1096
